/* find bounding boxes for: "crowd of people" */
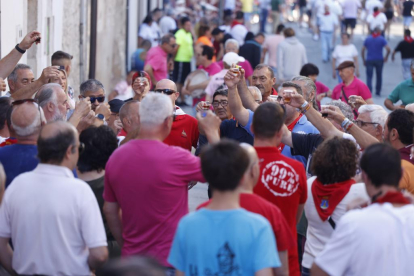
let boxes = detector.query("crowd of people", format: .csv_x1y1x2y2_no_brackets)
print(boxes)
0,0,414,275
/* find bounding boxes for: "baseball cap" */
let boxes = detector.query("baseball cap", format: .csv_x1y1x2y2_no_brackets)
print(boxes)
109,99,125,114
212,27,225,36
223,52,245,67
336,61,355,70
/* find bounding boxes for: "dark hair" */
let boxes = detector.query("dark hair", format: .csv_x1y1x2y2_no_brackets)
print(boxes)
140,39,152,48
300,63,319,77
152,7,162,14
245,32,255,41
283,28,295,37
276,24,285,33
373,7,379,12
255,32,265,38
51,51,73,64
180,16,190,26
0,97,12,130
99,256,166,276
360,143,402,188
38,126,76,164
201,139,250,191
77,125,118,173
161,34,174,45
201,45,214,60
311,137,358,184
282,81,303,95
213,87,228,100
255,63,274,79
198,26,210,37
387,109,414,145
143,15,153,24
405,29,411,37
341,32,351,39
236,11,244,19
252,102,286,139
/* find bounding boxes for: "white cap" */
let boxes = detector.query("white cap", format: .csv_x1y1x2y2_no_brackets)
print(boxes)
223,52,245,66
176,0,185,4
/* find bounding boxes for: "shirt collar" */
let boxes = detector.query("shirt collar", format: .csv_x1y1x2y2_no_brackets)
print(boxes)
297,114,309,125
35,164,74,178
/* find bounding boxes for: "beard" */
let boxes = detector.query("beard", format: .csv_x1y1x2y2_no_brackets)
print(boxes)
51,108,67,122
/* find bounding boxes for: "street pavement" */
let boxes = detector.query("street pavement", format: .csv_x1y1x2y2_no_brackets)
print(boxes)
187,19,410,212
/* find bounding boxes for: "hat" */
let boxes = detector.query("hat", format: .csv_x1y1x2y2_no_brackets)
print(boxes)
223,52,245,66
109,99,125,114
212,27,225,36
336,61,355,70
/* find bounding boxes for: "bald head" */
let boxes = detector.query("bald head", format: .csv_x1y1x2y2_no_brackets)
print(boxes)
11,102,43,138
240,143,259,167
38,121,78,166
119,100,140,133
155,79,179,106
239,143,260,191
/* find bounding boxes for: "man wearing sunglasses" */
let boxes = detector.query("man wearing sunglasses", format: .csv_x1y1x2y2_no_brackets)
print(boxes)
155,79,199,151
0,121,108,275
79,79,111,122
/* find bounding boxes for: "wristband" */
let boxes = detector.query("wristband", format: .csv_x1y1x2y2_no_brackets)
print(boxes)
300,102,311,114
346,122,354,132
341,118,350,129
300,101,309,110
15,44,26,54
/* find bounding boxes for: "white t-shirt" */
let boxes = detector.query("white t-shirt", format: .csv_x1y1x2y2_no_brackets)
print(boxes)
319,13,339,32
230,24,248,46
0,164,107,276
225,0,236,9
315,0,334,17
365,0,383,15
302,177,369,269
159,16,177,36
341,0,361,19
332,44,358,66
366,13,388,30
315,203,414,276
139,23,159,47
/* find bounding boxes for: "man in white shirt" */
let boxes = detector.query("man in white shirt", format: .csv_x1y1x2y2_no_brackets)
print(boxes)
319,5,339,62
341,0,361,38
366,7,388,32
0,121,108,275
311,143,414,276
230,11,249,46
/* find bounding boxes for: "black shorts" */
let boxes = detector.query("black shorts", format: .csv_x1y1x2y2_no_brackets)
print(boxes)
343,18,357,29
173,61,191,84
385,10,394,20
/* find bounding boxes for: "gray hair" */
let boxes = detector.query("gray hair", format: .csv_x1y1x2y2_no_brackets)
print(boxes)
358,104,388,128
248,86,262,101
11,103,44,137
79,79,105,96
224,39,239,50
120,100,139,122
8,64,32,83
291,76,317,95
161,34,175,45
36,83,62,108
139,93,173,126
327,100,354,121
282,81,303,95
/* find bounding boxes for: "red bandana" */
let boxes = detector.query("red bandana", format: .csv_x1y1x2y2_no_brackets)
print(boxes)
0,137,17,147
312,178,356,221
405,36,414,43
278,114,303,151
231,20,242,28
324,11,330,15
373,191,410,205
373,11,380,17
372,32,381,38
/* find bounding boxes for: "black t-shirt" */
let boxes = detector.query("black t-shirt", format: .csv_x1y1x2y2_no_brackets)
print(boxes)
298,0,307,8
239,41,262,69
403,1,414,16
395,40,414,59
291,133,324,176
220,119,254,145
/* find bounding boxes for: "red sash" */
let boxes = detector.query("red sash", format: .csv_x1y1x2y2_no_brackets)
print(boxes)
278,114,303,151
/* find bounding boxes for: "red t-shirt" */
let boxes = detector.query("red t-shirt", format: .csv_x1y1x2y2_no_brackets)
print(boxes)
164,107,199,151
253,147,307,276
103,140,205,266
197,193,295,252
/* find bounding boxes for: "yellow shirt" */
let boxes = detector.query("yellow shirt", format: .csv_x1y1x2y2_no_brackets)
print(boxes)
175,29,194,62
399,160,414,195
241,0,254,12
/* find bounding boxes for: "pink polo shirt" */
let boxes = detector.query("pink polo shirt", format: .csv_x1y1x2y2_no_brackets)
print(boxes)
198,62,221,76
215,60,253,79
315,81,330,110
145,46,168,82
332,77,372,104
103,139,205,267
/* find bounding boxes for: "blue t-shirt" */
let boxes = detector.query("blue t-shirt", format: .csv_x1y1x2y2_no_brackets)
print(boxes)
0,144,77,187
220,119,254,145
364,35,387,61
168,208,280,275
282,115,320,168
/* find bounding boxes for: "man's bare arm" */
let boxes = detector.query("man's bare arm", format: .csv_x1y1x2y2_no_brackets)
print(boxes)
274,250,289,276
0,237,16,276
236,70,259,111
224,70,251,126
103,202,124,248
144,64,157,87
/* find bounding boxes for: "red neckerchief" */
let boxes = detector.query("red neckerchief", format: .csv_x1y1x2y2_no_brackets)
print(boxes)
272,87,278,95
404,36,414,43
372,32,381,38
373,191,410,205
278,114,303,151
118,129,127,137
324,11,330,15
373,11,380,17
231,20,242,28
312,178,356,221
0,137,17,147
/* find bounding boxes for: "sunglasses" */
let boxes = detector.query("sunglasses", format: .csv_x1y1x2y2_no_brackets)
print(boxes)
155,89,176,95
82,95,105,103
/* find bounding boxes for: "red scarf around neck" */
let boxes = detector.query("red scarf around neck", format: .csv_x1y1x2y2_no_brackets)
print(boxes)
372,32,381,38
324,11,330,15
278,113,303,151
405,36,414,43
373,11,380,17
373,191,410,205
312,178,356,221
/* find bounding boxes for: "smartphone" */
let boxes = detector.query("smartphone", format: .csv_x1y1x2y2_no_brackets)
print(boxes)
35,37,41,43
59,65,65,70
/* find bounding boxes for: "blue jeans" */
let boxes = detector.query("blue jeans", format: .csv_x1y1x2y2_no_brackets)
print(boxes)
260,8,269,32
402,58,412,80
320,31,333,62
366,60,384,95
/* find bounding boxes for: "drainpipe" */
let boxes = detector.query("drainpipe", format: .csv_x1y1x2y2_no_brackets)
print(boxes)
79,0,86,83
89,0,98,79
125,0,129,72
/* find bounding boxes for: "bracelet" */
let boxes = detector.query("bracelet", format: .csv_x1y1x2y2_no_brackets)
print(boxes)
300,101,309,110
341,118,350,129
345,122,354,132
301,103,311,114
15,44,26,54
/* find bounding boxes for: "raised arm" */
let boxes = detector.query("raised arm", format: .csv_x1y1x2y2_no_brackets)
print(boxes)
225,69,252,126
0,31,41,79
235,70,259,111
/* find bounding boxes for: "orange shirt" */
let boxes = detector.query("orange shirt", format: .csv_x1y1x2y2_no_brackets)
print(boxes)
400,160,414,195
196,36,216,62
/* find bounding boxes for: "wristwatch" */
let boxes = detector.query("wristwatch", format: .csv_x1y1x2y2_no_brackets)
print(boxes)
95,114,105,121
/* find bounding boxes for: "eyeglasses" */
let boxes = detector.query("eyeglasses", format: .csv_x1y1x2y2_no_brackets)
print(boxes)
212,100,228,108
82,95,105,103
155,89,176,95
354,120,379,128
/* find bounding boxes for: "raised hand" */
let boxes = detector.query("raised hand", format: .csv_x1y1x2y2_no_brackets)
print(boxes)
224,67,244,89
39,66,60,84
19,31,41,50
